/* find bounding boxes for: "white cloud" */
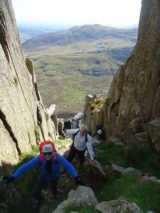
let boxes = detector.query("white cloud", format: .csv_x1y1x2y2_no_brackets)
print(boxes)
12,0,141,27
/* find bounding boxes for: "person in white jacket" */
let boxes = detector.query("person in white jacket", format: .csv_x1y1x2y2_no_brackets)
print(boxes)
65,124,96,166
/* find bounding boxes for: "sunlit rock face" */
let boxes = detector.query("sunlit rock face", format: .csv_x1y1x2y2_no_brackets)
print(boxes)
82,94,105,136
0,0,55,167
103,0,160,150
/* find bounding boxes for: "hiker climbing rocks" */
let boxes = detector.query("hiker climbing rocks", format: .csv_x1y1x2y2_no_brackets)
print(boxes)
93,125,105,143
3,141,83,205
64,112,84,130
72,112,84,128
64,124,96,166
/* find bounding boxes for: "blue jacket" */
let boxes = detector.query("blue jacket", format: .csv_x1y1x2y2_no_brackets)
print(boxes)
12,153,78,181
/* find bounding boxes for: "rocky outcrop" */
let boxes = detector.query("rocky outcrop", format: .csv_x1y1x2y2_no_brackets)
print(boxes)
0,0,55,167
82,94,105,135
85,0,160,151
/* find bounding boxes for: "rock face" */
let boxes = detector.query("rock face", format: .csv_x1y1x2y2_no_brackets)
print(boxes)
84,0,160,151
0,0,55,167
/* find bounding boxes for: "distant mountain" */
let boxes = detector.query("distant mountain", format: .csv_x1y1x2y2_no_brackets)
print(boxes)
23,24,137,50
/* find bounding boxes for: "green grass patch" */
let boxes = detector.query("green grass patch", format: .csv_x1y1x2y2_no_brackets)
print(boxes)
96,142,160,177
95,142,160,212
98,173,160,212
96,143,129,167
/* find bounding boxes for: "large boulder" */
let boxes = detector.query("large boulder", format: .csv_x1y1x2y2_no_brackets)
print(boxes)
52,186,98,213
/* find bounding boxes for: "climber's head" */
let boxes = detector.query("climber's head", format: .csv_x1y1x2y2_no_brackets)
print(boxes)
42,144,53,160
74,112,84,121
79,124,88,136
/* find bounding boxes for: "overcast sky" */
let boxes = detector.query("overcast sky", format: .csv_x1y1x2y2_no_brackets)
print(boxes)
12,0,142,28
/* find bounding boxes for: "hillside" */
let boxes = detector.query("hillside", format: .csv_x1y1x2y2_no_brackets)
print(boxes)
23,24,137,50
23,25,137,117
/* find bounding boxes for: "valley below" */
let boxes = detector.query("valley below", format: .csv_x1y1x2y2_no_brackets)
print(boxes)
23,24,137,117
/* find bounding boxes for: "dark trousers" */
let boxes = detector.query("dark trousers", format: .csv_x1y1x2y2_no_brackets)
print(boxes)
67,145,86,165
33,175,58,201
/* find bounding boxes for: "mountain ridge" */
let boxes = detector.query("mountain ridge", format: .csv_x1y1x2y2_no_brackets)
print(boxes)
23,24,137,51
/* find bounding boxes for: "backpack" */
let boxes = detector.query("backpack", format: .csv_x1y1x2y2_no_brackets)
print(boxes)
64,119,72,129
72,130,91,144
39,141,57,163
64,118,79,129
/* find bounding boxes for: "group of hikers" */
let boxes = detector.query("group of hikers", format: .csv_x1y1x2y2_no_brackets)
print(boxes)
3,112,105,208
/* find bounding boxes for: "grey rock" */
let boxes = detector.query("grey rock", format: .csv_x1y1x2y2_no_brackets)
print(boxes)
68,185,98,206
123,167,142,176
52,186,98,213
46,104,56,117
108,137,124,145
111,164,126,174
58,119,65,138
142,175,160,183
148,119,160,127
95,199,143,213
110,164,142,176
70,212,79,213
